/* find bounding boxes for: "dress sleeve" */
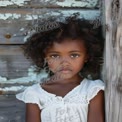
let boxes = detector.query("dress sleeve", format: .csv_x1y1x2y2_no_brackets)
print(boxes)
16,85,42,109
87,80,105,102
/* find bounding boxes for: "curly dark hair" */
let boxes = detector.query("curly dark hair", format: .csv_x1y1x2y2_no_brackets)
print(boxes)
22,15,104,79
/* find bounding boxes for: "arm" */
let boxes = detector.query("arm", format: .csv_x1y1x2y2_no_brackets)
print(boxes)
87,90,105,122
26,103,41,122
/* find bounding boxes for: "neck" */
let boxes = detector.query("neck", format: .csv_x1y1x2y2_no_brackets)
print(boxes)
49,74,83,85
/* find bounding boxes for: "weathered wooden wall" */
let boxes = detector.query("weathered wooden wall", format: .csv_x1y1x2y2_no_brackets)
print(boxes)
0,0,103,121
103,0,122,122
0,95,25,122
0,0,101,91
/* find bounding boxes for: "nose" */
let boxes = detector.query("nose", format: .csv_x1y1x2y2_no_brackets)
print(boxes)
60,56,70,65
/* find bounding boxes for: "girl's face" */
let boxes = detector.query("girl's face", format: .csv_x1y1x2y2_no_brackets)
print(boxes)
45,39,88,80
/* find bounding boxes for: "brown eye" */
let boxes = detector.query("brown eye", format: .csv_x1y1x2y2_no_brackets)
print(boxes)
70,54,80,58
50,55,60,59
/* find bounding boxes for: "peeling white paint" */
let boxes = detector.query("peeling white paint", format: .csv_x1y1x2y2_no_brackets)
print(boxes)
0,13,21,20
55,10,100,20
20,28,25,31
23,30,36,42
56,0,98,7
0,86,26,92
27,66,48,83
0,0,30,6
0,66,48,84
22,10,100,43
0,76,7,82
0,0,98,7
0,10,100,20
2,76,35,84
25,14,38,20
0,66,48,92
0,13,43,20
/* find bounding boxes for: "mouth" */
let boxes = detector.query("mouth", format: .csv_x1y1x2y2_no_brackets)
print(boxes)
58,68,72,73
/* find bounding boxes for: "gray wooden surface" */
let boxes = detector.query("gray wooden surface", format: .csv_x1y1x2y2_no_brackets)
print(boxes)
0,95,25,122
0,0,101,80
0,0,100,8
0,45,32,79
0,0,102,121
0,9,100,44
103,0,122,122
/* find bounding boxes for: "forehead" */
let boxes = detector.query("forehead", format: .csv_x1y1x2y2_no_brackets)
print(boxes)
47,39,87,52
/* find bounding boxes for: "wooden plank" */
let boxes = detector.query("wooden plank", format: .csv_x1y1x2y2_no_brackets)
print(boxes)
102,0,122,122
0,8,100,44
118,95,122,122
0,95,25,122
0,45,22,55
0,45,32,79
0,0,100,8
0,55,31,78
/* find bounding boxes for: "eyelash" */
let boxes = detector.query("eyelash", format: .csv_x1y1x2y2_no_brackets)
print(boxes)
49,54,80,59
70,54,80,58
50,55,60,59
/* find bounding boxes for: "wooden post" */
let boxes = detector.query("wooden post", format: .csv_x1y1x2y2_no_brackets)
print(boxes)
102,0,122,122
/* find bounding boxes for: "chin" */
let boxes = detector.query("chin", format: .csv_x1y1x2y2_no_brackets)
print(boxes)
58,74,73,80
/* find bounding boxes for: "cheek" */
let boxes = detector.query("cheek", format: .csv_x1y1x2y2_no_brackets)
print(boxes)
73,59,86,70
76,62,85,69
47,59,60,71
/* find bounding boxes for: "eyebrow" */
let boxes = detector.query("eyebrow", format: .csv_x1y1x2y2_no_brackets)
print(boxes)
69,51,82,53
47,51,82,54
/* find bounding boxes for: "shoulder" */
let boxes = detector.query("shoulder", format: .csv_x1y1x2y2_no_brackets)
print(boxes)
83,78,105,90
16,83,42,109
81,78,105,102
22,83,41,95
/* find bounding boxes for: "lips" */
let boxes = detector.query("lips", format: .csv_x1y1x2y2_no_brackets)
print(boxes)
58,68,72,73
60,69,71,71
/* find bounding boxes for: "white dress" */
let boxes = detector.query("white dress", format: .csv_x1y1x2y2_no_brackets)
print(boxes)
16,78,105,122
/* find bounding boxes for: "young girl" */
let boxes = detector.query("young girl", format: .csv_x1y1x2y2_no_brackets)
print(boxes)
16,15,105,122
